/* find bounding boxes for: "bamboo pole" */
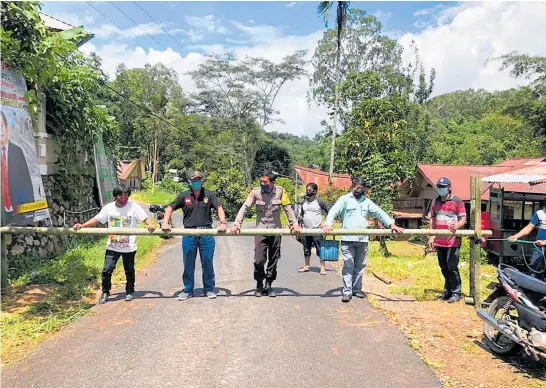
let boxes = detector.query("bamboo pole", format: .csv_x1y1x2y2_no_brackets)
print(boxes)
0,227,493,237
466,176,483,307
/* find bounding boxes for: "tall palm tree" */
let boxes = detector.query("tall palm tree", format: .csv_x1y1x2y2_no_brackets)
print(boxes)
317,1,349,183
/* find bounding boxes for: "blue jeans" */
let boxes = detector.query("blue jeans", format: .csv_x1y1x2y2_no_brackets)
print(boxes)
182,236,216,293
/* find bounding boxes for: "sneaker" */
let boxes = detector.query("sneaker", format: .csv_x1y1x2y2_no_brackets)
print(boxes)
178,291,193,301
206,291,217,299
125,293,134,302
254,288,264,297
353,291,366,299
447,294,462,304
342,294,352,303
99,292,109,305
264,287,276,298
438,291,451,301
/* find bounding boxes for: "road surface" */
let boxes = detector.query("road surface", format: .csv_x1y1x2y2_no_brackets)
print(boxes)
2,228,440,388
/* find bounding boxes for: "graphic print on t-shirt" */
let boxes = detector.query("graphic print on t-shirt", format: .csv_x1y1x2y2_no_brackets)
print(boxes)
108,215,133,249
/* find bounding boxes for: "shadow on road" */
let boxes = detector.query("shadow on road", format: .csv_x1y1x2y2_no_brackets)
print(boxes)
106,287,348,300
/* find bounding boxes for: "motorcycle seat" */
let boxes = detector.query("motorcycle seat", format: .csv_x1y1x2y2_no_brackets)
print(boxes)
505,268,546,295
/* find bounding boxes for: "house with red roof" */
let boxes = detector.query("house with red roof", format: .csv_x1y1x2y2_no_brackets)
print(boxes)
393,157,546,228
117,159,146,190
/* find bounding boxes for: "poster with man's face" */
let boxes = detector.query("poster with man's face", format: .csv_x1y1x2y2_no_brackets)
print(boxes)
1,61,49,226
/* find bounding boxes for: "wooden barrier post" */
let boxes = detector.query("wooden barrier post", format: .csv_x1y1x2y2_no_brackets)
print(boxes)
468,176,482,308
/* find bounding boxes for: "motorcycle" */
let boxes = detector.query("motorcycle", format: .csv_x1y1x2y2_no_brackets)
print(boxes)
149,204,173,239
478,243,546,361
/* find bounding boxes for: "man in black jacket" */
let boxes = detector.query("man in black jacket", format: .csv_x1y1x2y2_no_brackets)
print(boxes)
1,110,34,222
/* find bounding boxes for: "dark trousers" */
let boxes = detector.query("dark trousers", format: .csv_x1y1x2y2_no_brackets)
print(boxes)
254,235,281,284
437,247,461,296
102,249,136,294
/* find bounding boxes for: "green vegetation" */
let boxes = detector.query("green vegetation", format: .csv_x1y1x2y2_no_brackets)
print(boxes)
366,241,497,301
131,190,176,206
1,236,163,364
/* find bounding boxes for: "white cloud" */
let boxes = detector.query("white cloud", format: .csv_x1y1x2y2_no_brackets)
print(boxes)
230,21,283,43
399,2,546,96
286,2,296,8
91,22,166,39
248,19,256,24
77,2,546,138
81,29,327,137
185,15,230,34
372,10,392,23
413,5,445,17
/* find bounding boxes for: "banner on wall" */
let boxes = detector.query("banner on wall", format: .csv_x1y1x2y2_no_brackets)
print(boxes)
1,61,50,226
93,134,119,207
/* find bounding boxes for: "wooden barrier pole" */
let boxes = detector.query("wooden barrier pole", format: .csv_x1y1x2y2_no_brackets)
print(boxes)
0,226,493,237
467,176,482,307
472,177,482,308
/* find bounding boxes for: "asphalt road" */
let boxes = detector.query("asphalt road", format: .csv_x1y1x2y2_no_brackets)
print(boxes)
2,227,441,388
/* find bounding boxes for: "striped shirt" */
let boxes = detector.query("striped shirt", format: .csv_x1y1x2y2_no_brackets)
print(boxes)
428,195,467,248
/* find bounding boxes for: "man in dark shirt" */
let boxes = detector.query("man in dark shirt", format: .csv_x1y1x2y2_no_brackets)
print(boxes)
162,170,227,300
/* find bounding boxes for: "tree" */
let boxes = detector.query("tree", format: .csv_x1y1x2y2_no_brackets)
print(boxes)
316,1,350,183
188,51,307,185
109,63,187,186
490,52,546,139
206,169,249,220
251,142,292,180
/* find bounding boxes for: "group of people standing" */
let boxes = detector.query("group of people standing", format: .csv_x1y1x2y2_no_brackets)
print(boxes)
74,170,473,305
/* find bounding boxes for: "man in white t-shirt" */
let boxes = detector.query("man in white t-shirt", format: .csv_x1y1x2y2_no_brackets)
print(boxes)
73,185,156,304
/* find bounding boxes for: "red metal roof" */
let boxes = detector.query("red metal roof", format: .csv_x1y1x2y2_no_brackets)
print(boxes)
295,165,352,190
493,157,545,167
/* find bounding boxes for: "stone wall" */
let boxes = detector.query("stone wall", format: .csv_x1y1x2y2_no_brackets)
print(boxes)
7,174,99,261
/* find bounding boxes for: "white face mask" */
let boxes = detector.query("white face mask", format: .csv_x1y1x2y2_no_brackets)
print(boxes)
437,187,449,196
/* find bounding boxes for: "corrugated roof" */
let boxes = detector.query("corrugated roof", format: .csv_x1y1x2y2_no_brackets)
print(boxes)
482,163,546,185
295,165,352,190
493,157,545,167
39,12,94,46
118,159,146,180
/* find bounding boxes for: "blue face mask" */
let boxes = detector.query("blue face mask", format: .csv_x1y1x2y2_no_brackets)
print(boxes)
260,184,270,193
190,181,202,191
437,187,449,196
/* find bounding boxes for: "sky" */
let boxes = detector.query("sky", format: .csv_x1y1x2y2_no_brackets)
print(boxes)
41,1,546,137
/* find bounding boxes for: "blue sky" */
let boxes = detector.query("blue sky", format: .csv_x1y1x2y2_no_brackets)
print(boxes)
42,1,450,49
40,1,546,137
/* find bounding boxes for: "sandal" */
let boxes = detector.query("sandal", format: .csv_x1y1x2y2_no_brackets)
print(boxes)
298,267,311,273
320,270,327,275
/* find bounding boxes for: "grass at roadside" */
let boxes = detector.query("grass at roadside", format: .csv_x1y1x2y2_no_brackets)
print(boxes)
366,240,497,301
131,189,176,205
1,236,163,365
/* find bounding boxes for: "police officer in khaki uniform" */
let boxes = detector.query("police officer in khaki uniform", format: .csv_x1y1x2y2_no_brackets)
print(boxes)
231,171,301,297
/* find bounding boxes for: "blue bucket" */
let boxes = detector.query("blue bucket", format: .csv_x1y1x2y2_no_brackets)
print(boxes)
319,237,340,261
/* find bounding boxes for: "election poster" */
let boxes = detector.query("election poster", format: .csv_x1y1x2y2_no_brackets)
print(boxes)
1,61,50,226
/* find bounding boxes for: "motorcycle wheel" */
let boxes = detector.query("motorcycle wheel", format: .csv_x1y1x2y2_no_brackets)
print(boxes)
483,296,522,356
